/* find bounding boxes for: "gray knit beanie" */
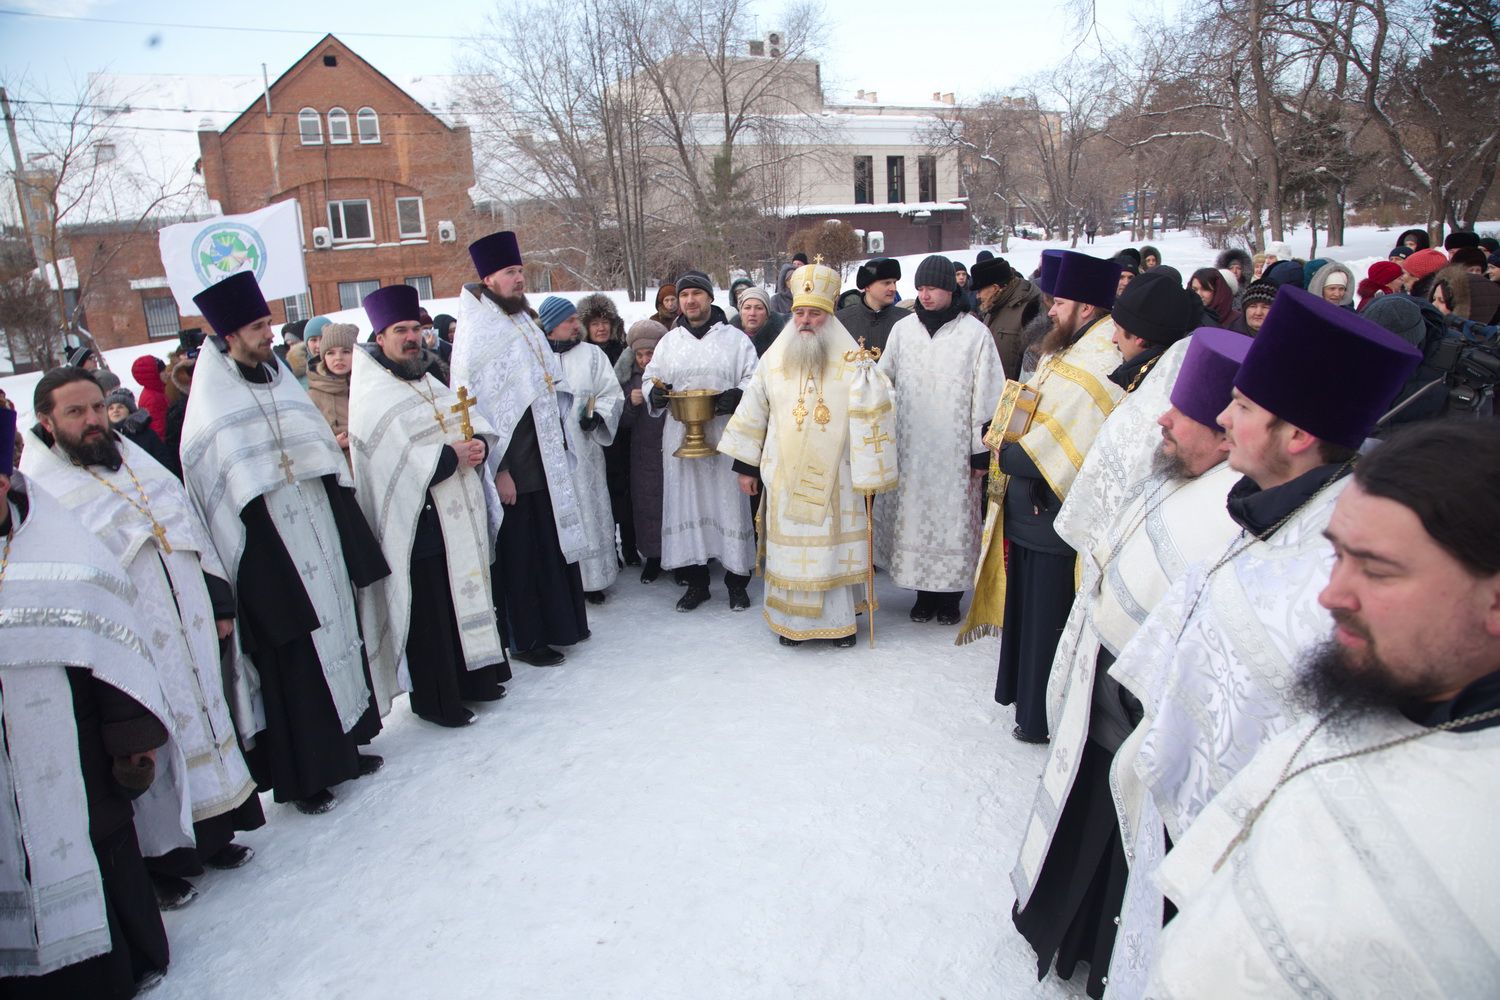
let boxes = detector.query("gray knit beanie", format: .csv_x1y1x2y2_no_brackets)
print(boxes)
914,255,956,292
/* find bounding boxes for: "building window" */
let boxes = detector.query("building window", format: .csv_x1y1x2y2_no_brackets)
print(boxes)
887,156,906,203
298,108,322,145
357,107,380,143
853,156,873,205
396,197,425,238
327,107,351,144
283,292,312,323
918,155,937,203
338,279,380,311
404,275,433,299
143,296,180,340
327,199,373,242
94,142,116,164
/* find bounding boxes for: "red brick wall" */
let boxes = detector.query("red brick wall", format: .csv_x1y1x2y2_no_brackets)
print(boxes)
200,37,478,319
68,228,184,351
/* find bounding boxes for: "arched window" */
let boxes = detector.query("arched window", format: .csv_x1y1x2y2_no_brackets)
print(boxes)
327,107,351,144
356,107,380,143
298,107,322,145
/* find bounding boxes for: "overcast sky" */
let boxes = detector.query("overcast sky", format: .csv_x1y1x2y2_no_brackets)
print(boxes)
0,0,1161,110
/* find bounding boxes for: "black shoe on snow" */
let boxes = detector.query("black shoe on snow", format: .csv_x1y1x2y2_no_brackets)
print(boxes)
676,586,712,611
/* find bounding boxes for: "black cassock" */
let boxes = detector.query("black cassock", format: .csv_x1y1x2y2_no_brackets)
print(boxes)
494,409,588,653
405,445,510,725
236,475,390,803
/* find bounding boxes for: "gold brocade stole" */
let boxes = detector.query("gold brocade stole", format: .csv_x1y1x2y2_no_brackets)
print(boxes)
772,360,852,526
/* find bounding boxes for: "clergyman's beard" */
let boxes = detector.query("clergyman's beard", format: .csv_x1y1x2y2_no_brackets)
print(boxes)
1292,629,1447,731
1037,317,1078,356
495,292,528,316
1150,441,1190,480
59,428,122,470
394,355,426,379
786,328,828,374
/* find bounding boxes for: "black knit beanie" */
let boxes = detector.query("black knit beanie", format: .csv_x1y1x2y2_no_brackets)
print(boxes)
914,255,956,292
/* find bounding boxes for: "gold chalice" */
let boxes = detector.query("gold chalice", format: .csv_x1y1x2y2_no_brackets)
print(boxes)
654,380,719,458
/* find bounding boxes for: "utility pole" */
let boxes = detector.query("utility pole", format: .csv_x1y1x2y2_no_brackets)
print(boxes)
0,87,44,267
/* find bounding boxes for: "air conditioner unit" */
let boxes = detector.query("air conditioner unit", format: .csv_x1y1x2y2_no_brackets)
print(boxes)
311,226,333,250
868,231,885,254
437,220,457,243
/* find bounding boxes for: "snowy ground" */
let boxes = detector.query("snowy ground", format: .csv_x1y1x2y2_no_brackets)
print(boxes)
154,570,1082,1000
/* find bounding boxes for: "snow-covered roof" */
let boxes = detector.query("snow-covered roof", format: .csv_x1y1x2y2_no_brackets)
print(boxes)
785,201,967,217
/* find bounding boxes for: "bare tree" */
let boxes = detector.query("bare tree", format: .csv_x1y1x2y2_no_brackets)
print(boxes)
5,75,198,361
0,233,57,371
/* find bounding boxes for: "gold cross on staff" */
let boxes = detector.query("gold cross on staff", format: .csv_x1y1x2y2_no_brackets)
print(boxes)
151,521,173,554
813,254,824,266
277,451,296,484
841,335,882,365
450,386,478,441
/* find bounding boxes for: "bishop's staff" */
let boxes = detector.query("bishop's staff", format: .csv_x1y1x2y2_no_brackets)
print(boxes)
843,337,898,648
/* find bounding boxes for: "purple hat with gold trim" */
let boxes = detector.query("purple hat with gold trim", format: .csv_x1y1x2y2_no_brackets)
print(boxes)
1170,328,1251,429
468,231,523,279
363,284,422,336
1234,286,1422,449
1036,249,1065,295
192,271,271,338
0,406,15,476
1051,250,1122,309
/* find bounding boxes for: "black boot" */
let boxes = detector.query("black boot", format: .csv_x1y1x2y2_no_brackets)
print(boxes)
204,842,255,870
935,592,963,626
778,635,803,646
357,753,384,777
834,633,857,648
909,592,936,623
676,585,712,611
640,557,661,583
514,646,565,666
294,788,337,814
586,590,607,605
727,584,750,611
151,874,198,911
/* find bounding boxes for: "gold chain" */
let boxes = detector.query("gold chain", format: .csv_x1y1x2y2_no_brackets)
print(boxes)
1214,705,1500,871
403,377,449,432
242,365,297,483
793,368,830,431
79,454,173,553
520,318,558,393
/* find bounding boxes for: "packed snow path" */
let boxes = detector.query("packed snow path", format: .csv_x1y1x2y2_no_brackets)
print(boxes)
158,571,1082,999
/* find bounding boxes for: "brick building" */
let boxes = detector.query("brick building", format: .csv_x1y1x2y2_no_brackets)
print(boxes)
198,35,476,325
50,36,480,352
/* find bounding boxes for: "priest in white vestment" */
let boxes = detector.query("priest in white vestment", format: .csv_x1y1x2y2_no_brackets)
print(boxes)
351,284,509,728
0,413,194,997
181,272,392,815
1104,288,1423,998
641,269,759,613
1152,421,1500,998
23,370,263,911
719,263,899,645
1007,329,1249,999
537,295,625,601
874,254,1004,624
452,231,589,667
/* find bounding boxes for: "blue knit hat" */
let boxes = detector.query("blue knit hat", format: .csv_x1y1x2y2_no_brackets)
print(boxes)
304,315,332,340
537,296,577,334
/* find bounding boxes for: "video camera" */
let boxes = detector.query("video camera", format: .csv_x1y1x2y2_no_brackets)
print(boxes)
1427,324,1500,414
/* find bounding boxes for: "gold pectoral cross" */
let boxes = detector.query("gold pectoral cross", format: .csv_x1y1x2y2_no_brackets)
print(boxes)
151,520,173,554
543,372,556,393
278,451,296,484
792,398,809,429
451,386,478,440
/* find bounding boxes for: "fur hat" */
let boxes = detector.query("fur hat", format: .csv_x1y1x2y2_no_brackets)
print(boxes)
970,256,1015,291
855,257,901,290
576,293,623,341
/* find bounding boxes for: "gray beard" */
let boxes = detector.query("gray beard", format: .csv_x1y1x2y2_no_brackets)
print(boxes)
1150,443,1190,480
393,355,427,380
785,330,829,374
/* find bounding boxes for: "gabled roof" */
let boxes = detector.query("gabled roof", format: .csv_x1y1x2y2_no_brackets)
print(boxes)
218,33,465,135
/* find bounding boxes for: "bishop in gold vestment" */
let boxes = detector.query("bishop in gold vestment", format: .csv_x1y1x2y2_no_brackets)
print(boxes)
719,263,898,645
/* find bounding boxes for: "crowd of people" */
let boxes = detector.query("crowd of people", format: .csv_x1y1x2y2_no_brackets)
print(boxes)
1,222,1498,999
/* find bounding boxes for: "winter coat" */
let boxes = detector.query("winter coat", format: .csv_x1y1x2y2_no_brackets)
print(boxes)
979,276,1044,377
731,309,787,357
835,298,906,354
1307,261,1356,309
131,355,170,438
111,407,179,477
620,369,665,558
770,262,797,313
305,361,351,462
163,356,195,458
